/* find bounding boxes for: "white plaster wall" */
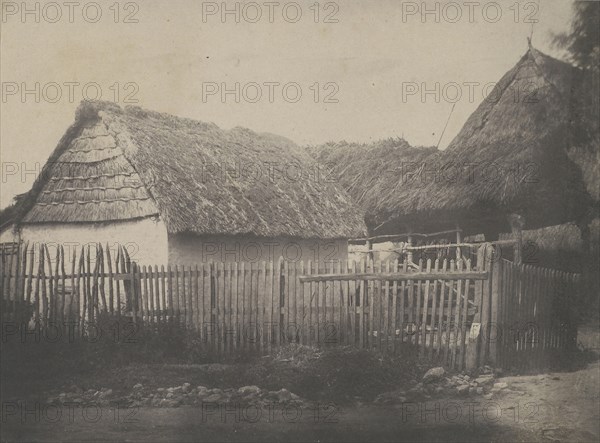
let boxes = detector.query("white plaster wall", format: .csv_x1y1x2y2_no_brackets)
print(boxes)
19,217,169,266
0,225,19,243
168,234,349,266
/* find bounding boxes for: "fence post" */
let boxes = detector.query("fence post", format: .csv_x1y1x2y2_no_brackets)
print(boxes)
277,257,284,347
488,252,501,366
466,244,486,370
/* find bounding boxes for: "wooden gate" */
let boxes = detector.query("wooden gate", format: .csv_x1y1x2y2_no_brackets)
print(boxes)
299,256,489,370
492,258,580,371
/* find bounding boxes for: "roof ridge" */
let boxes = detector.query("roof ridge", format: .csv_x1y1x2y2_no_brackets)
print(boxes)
527,47,572,105
448,52,527,148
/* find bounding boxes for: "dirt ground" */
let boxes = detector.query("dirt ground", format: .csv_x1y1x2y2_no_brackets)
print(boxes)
2,327,599,442
3,361,599,442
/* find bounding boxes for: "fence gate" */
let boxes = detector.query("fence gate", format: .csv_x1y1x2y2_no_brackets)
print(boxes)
299,255,489,371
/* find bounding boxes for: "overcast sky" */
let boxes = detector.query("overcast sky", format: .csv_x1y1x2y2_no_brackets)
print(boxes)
0,0,576,208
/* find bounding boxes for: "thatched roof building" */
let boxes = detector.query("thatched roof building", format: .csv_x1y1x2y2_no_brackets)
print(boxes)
12,101,366,265
313,47,595,240
16,101,365,238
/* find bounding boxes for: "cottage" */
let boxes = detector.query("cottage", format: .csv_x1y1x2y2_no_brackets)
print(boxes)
10,101,366,265
312,46,596,256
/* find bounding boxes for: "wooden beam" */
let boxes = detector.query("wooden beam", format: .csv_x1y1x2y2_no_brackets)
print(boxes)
507,213,525,265
299,271,488,283
349,228,462,245
351,239,518,255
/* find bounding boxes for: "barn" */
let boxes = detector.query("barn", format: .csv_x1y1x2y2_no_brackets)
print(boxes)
9,101,366,266
311,45,597,263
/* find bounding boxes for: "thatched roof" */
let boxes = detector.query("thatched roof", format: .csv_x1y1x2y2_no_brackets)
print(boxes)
308,139,437,232
312,47,595,236
16,101,366,239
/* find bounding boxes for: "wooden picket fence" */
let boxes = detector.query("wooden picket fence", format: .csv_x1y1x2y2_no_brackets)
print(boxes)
493,258,580,371
0,242,581,370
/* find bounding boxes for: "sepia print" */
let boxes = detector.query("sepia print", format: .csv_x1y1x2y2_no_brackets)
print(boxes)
1,1,599,441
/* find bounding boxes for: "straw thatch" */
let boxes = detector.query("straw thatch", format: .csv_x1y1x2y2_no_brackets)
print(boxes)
312,47,595,236
308,138,437,232
17,101,366,239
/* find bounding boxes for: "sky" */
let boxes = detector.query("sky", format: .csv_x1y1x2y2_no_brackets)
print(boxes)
0,0,576,209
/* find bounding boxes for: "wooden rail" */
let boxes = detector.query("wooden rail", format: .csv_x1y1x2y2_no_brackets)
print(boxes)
299,271,488,283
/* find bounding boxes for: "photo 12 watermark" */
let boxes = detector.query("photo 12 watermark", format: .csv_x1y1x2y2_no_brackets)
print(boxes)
400,1,539,24
201,82,339,104
201,1,340,24
1,82,139,104
1,1,140,24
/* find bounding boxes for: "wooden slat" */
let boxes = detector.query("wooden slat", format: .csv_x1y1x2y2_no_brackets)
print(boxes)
276,258,283,349
167,265,174,320
320,260,327,346
181,266,187,327
22,244,31,319
450,260,463,369
443,260,456,365
189,265,195,330
98,246,106,315
85,246,92,322
194,264,201,333
293,260,299,344
284,260,291,345
203,263,211,347
12,242,23,322
534,266,546,359
241,262,246,349
173,265,180,321
414,260,423,348
150,265,158,324
114,248,122,321
382,260,391,354
330,260,337,346
300,260,307,345
26,246,35,316
217,262,224,355
254,260,267,353
153,265,165,323
420,259,432,355
67,248,75,324
141,266,148,323
6,244,16,318
458,259,472,370
398,259,407,348
247,262,253,351
391,259,398,354
349,260,357,347
306,260,314,346
105,245,114,315
377,261,384,352
265,260,273,351
0,250,5,308
299,271,488,283
540,268,550,358
44,244,54,323
239,262,246,350
359,260,366,349
76,248,84,331
224,262,231,352
338,260,345,346
435,259,448,361
428,259,440,360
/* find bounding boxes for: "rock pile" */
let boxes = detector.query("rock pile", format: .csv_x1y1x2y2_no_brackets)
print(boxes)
374,366,510,404
48,384,307,409
47,388,115,407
